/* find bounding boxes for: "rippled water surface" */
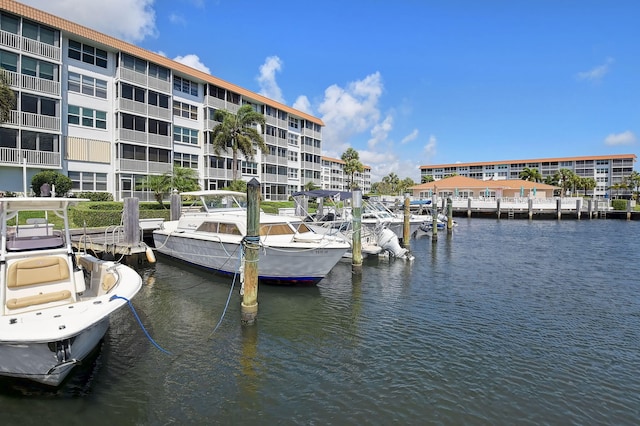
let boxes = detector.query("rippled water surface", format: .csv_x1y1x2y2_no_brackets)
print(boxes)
1,219,639,425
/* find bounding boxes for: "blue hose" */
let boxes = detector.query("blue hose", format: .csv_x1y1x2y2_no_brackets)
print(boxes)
110,295,173,356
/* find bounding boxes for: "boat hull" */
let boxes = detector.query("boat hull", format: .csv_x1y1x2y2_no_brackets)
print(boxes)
0,318,109,386
153,231,345,284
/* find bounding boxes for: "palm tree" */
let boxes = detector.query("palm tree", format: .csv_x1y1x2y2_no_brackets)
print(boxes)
138,166,200,206
625,171,640,201
209,105,267,181
554,168,575,197
581,177,597,197
0,69,16,123
341,148,364,189
519,167,542,182
421,175,434,184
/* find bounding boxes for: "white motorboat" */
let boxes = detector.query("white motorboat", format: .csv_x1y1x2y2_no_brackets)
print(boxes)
0,197,142,386
152,191,349,285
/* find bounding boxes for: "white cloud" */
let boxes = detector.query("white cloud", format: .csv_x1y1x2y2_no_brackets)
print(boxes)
577,57,614,82
257,56,285,104
173,54,211,74
604,131,636,146
292,95,312,115
368,115,393,149
169,13,187,26
423,135,437,160
401,129,419,144
21,0,157,43
317,72,384,153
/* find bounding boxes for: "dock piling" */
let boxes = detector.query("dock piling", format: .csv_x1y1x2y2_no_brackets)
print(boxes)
352,189,363,273
403,194,410,248
241,178,260,326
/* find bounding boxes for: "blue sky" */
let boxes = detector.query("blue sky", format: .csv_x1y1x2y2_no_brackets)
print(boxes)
23,0,639,181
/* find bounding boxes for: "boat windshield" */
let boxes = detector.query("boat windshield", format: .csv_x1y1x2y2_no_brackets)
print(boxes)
199,194,247,212
260,223,295,236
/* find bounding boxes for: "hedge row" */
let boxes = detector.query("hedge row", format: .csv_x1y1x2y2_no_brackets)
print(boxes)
70,202,171,228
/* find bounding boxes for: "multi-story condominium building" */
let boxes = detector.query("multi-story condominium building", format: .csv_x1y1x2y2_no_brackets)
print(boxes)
320,156,371,193
0,1,323,201
420,154,637,198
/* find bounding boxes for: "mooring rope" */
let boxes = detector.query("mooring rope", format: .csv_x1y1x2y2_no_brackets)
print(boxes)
110,294,173,356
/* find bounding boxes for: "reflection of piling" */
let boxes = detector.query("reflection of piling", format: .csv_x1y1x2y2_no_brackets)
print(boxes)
241,178,260,326
352,189,362,273
403,194,410,248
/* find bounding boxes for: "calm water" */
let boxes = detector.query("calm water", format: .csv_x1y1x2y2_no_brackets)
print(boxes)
1,219,639,425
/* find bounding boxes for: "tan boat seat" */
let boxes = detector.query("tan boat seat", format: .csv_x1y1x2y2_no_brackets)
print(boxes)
7,256,70,288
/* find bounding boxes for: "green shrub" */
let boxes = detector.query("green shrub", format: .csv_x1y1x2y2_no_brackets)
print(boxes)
70,202,170,228
611,199,628,210
74,191,113,201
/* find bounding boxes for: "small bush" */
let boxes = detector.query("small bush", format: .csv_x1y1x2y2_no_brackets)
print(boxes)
612,199,628,210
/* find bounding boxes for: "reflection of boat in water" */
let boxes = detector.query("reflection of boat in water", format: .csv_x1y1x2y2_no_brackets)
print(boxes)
0,197,142,386
152,191,349,285
291,190,416,260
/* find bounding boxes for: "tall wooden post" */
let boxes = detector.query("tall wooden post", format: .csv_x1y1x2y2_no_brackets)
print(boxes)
627,200,632,221
402,194,410,248
496,198,501,219
467,197,472,218
242,178,260,325
170,191,181,221
431,193,438,242
351,189,362,273
123,197,140,246
447,197,453,232
556,198,562,220
528,198,533,220
588,199,593,219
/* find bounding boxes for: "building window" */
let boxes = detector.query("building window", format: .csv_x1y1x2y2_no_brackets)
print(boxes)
288,168,298,179
148,91,169,108
0,13,19,34
121,113,145,131
288,150,298,162
174,152,198,169
173,101,198,120
242,161,258,175
174,126,198,145
289,117,299,129
148,62,170,81
21,57,57,81
69,171,107,191
149,147,170,163
20,131,58,152
69,105,106,129
120,53,146,73
174,76,199,96
120,83,145,103
148,118,170,136
68,72,107,98
22,20,58,46
21,93,56,116
69,40,107,68
0,50,18,72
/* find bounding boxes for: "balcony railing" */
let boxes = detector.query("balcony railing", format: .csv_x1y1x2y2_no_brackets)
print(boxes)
147,134,172,148
20,112,60,131
0,147,61,167
117,68,171,93
0,30,61,61
4,70,60,96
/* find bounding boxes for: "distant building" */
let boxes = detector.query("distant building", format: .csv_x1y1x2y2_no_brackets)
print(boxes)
419,154,637,198
409,175,558,199
321,156,371,192
0,1,323,201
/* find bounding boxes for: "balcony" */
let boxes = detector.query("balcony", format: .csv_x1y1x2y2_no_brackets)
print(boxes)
0,30,61,61
11,111,61,132
204,167,232,179
4,70,60,96
117,159,171,174
147,134,172,148
0,147,61,167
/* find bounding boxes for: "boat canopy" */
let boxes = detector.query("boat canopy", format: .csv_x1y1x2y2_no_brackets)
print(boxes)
292,190,352,200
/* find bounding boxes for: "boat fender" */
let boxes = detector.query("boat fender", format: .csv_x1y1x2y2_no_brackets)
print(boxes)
146,246,157,263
